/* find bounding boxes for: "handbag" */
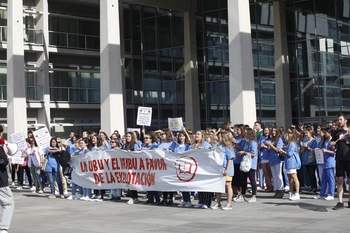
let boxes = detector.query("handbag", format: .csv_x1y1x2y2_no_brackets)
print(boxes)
64,165,73,179
240,154,252,172
293,152,301,170
41,157,48,171
306,149,315,164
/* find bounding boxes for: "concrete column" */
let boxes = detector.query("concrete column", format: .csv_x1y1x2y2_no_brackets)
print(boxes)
36,0,51,129
184,12,200,131
7,0,28,136
100,0,125,136
228,0,256,126
274,0,292,128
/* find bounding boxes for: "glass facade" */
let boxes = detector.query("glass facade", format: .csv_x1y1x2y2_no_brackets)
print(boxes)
286,0,350,124
3,0,350,134
197,0,230,129
122,4,185,129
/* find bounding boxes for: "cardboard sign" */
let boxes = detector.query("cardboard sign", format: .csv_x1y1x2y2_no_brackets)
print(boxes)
168,117,183,131
315,148,324,164
33,127,51,150
10,132,28,151
136,106,152,126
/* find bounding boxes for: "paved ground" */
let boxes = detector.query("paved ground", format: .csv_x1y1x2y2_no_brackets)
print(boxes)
4,185,350,233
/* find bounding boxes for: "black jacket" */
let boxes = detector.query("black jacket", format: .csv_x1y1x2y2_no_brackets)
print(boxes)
0,146,9,187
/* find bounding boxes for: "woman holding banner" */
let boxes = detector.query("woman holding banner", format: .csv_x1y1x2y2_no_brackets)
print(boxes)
192,130,212,209
156,128,177,206
175,130,192,208
141,131,160,204
123,132,140,205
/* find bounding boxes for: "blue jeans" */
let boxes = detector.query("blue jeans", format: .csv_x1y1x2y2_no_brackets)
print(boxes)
47,168,63,195
71,183,82,196
83,188,91,198
282,162,290,186
320,168,335,197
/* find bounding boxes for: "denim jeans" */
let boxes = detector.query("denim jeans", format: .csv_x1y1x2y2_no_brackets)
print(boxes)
71,183,82,196
29,166,43,192
47,168,63,195
83,188,91,198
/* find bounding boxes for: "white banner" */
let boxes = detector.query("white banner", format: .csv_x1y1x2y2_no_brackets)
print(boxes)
136,106,152,126
70,148,226,192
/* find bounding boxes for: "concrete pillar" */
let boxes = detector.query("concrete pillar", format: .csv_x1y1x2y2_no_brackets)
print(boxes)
274,0,292,128
228,0,256,126
100,0,125,136
7,0,28,136
36,0,51,129
184,11,200,131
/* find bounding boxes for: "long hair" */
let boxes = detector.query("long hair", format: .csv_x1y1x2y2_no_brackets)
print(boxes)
125,132,136,151
245,128,256,142
191,130,206,149
218,131,233,149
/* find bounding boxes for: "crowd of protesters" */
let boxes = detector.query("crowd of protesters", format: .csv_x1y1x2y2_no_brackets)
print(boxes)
7,113,350,211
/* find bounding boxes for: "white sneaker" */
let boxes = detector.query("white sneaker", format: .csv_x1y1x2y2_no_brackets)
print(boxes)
16,186,23,190
233,195,245,202
247,197,256,203
38,190,44,194
84,197,91,201
193,203,203,208
178,201,186,207
222,204,233,210
290,193,300,201
201,204,208,209
284,185,290,192
30,186,36,191
210,203,222,210
11,182,15,186
67,195,75,200
184,201,192,208
324,196,334,201
55,191,59,195
127,198,134,205
80,196,86,201
63,191,69,195
314,195,324,200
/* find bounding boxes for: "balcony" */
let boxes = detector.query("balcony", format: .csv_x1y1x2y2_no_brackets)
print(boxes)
0,85,44,102
50,87,100,103
27,86,43,101
49,31,100,51
0,26,43,45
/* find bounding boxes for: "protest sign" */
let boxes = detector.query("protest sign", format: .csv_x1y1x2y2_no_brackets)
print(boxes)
10,132,28,151
168,117,183,131
315,148,324,164
33,127,51,150
136,106,152,126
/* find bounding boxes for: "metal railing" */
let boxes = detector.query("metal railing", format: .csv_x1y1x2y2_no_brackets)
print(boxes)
49,31,100,50
50,87,100,103
0,26,44,45
0,85,44,102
